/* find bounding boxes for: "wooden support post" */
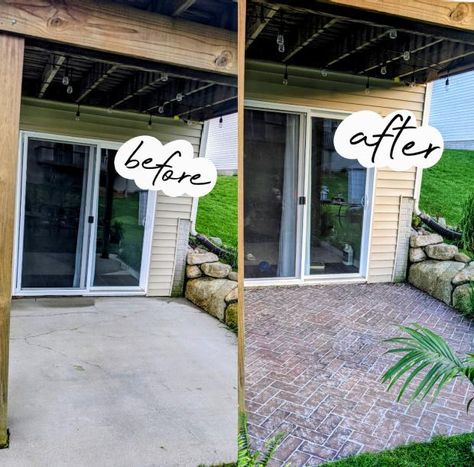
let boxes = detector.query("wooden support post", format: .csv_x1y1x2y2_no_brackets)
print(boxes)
0,33,24,448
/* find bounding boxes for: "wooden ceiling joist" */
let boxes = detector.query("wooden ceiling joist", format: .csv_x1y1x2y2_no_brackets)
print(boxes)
323,25,387,68
38,54,65,98
108,72,164,109
176,86,237,118
172,0,196,17
246,4,280,49
75,63,119,103
282,17,338,63
358,38,444,76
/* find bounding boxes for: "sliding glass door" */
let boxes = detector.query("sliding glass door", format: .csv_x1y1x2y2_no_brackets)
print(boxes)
244,106,372,283
17,134,152,294
244,109,300,279
306,117,368,276
21,138,93,288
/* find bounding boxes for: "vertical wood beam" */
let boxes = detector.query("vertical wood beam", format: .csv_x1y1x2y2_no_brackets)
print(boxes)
0,33,24,448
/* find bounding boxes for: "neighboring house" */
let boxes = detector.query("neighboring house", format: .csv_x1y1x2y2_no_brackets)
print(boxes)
203,112,238,175
244,0,474,287
0,1,237,300
430,69,474,150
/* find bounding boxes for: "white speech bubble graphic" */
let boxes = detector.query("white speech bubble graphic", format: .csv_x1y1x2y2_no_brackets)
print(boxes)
333,110,444,171
114,135,217,197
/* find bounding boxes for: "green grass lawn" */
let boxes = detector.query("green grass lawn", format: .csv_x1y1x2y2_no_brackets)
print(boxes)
420,149,474,227
196,175,238,248
327,433,474,466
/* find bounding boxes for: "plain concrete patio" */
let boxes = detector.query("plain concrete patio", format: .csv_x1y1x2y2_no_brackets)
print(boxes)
0,296,237,467
245,283,474,466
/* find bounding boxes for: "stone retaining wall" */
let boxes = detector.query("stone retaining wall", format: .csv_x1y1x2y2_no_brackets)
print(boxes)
184,247,238,329
408,231,474,316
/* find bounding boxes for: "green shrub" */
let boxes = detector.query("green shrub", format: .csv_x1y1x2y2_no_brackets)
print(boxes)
459,192,474,251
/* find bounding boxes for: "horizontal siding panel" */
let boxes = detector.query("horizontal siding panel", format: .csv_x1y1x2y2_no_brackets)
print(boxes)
372,221,399,230
376,179,416,190
375,188,414,197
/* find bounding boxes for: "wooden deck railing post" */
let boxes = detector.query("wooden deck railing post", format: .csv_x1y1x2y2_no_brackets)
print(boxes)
0,33,24,448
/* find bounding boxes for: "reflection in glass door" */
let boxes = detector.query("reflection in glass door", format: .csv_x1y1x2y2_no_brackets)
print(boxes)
244,109,299,279
92,148,147,287
21,138,92,288
306,117,367,275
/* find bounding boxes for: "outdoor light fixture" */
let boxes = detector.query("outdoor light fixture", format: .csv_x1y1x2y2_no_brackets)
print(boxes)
380,65,387,76
158,106,165,114
75,104,80,121
219,116,223,128
388,29,397,39
277,12,285,53
67,84,73,95
282,65,288,85
403,50,411,61
62,75,70,86
176,93,183,102
410,67,416,87
365,76,370,94
445,71,450,91
321,69,328,77
160,73,168,82
147,113,152,129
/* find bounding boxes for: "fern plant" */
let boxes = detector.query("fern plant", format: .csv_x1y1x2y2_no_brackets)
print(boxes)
382,324,474,411
238,413,285,466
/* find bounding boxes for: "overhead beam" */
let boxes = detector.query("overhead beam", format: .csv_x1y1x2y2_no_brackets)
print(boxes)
172,0,196,16
0,0,237,75
108,72,164,110
75,62,119,103
253,0,474,47
0,32,24,449
38,54,65,98
283,17,338,63
27,40,237,87
319,0,474,32
246,4,280,49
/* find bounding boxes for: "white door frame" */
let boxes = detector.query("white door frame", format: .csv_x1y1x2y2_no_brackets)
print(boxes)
244,100,375,287
13,131,157,296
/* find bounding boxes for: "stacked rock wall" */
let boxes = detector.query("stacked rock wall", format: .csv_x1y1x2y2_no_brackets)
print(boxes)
408,231,474,316
184,247,238,329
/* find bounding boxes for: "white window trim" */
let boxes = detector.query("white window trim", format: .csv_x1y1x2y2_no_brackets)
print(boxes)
13,131,157,297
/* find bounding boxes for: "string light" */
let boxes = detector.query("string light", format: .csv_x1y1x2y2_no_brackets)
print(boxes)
380,65,387,76
445,71,450,91
62,74,70,86
277,12,285,53
388,29,397,39
219,116,223,128
403,50,410,61
160,72,168,82
410,66,416,87
365,76,370,94
321,69,328,78
147,113,152,129
62,57,70,86
282,65,288,85
75,104,80,121
158,105,165,114
67,84,73,95
176,93,183,102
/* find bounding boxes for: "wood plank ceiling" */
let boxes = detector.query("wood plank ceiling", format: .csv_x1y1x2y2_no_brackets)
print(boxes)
21,0,237,122
246,0,474,85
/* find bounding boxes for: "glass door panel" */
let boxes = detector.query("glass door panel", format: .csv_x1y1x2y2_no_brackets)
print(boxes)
244,109,299,279
92,148,147,287
21,138,92,288
307,117,367,275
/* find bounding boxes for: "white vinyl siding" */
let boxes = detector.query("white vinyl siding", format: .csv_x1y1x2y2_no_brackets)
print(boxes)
20,98,202,296
245,61,426,283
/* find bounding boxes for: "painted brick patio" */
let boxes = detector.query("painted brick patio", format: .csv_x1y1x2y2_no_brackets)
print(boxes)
245,283,474,466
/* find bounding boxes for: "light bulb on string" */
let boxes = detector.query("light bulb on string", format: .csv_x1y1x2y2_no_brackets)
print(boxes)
445,71,450,91
158,105,165,114
160,73,168,82
388,29,397,39
403,50,410,61
277,12,285,53
147,113,152,129
380,65,387,76
75,104,81,121
62,75,70,86
176,93,183,102
219,116,223,128
365,76,370,94
67,84,73,95
321,69,328,78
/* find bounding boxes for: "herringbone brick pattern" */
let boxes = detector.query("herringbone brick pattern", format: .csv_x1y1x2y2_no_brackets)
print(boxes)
244,283,474,466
